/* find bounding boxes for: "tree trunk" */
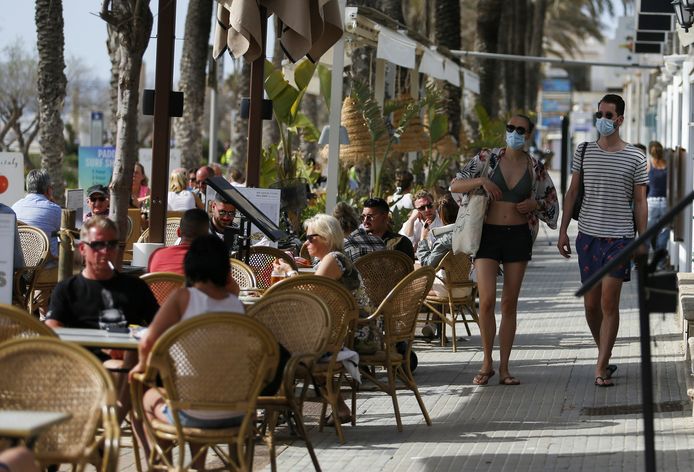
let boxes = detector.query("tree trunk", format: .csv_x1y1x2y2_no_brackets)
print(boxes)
230,60,250,173
100,0,153,247
435,0,462,140
35,0,67,205
475,0,503,119
263,24,282,150
174,0,213,171
525,0,548,113
106,25,120,146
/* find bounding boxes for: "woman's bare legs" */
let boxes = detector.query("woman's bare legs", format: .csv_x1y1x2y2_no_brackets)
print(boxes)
498,261,528,383
474,258,500,382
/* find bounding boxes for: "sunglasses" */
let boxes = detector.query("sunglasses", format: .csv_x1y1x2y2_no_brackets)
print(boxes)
506,124,527,135
594,111,616,120
83,240,119,251
416,203,433,212
89,196,106,203
306,233,322,243
217,209,235,217
360,213,378,222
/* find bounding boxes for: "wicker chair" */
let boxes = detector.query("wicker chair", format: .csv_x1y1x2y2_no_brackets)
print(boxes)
244,246,298,290
230,258,257,291
0,338,120,471
264,275,358,443
135,218,180,246
13,225,50,313
354,250,414,306
248,292,331,472
0,304,57,343
130,313,278,471
140,272,186,306
423,251,478,352
357,267,435,432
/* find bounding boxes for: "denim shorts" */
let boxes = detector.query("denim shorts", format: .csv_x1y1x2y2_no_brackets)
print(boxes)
475,224,532,263
576,232,632,283
163,405,243,429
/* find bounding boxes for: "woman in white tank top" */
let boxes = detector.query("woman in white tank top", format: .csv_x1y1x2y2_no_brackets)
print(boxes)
129,235,244,467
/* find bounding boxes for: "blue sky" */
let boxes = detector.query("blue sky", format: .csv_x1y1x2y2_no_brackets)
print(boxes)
0,1,193,83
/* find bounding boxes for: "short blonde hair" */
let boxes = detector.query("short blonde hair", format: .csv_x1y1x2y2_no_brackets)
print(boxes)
169,169,187,192
303,213,343,252
80,216,119,241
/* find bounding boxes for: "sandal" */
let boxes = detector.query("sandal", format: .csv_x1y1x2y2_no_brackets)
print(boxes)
499,376,520,386
594,376,614,387
472,370,495,385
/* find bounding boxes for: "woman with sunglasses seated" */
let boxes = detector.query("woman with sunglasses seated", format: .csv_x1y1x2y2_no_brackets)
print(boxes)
450,114,558,386
273,213,376,424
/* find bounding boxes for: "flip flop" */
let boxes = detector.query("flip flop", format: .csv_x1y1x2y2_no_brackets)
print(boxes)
594,376,614,387
499,376,520,386
606,364,618,379
473,370,495,385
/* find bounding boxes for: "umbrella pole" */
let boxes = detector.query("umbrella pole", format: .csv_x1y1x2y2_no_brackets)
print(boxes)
246,6,267,188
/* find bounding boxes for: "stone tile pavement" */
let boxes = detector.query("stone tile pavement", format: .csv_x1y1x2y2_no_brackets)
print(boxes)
110,215,694,471
263,224,694,472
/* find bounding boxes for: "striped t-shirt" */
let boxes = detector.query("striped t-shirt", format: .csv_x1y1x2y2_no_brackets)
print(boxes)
572,142,647,238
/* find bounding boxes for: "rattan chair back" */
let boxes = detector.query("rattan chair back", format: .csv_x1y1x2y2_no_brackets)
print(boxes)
165,217,180,245
230,258,257,289
245,246,298,289
140,272,185,306
148,313,276,414
248,292,331,356
0,304,57,343
264,275,358,352
137,313,277,470
355,250,414,306
0,338,119,470
377,266,435,344
135,227,149,243
13,226,50,310
437,251,473,284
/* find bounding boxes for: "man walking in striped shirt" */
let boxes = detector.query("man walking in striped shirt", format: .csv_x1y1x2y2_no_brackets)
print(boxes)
557,94,648,387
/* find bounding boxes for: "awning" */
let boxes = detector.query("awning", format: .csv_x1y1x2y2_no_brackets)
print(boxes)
376,26,416,69
443,58,460,86
213,0,343,63
419,48,446,81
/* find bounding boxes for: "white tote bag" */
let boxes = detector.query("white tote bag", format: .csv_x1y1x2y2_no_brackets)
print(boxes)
452,158,491,256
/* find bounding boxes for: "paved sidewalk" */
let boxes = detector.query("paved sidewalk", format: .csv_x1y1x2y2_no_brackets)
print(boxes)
269,224,694,472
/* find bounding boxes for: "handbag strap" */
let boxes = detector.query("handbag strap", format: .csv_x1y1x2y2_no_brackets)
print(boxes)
579,142,588,173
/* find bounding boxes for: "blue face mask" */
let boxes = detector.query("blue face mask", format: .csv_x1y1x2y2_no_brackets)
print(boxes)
596,117,616,136
505,131,525,150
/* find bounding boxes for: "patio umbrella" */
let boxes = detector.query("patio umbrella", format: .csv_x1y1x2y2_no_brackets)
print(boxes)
213,0,344,187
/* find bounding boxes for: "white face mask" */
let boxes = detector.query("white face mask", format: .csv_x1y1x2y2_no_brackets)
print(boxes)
505,131,525,150
596,117,616,136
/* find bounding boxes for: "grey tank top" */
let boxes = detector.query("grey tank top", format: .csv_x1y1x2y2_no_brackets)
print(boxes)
490,167,532,203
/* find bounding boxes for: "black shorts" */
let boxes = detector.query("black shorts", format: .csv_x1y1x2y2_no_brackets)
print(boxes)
475,223,532,263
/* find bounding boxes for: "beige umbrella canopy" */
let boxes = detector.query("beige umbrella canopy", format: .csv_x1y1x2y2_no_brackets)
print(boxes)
213,0,342,62
339,96,389,167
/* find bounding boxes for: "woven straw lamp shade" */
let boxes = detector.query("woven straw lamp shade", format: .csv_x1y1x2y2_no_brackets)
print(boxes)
392,96,429,153
340,96,389,166
435,134,459,156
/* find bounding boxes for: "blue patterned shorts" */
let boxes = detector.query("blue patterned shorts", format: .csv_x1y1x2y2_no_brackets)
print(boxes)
576,232,632,283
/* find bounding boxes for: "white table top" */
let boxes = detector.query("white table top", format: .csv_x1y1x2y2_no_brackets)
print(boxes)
297,267,316,273
0,410,71,439
239,295,260,305
55,327,139,350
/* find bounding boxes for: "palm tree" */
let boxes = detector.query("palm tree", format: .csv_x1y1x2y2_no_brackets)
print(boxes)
100,0,153,250
435,0,462,140
174,0,213,171
35,0,67,205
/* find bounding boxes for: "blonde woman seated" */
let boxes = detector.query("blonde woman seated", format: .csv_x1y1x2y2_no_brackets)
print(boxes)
167,169,202,211
129,235,244,467
273,213,375,424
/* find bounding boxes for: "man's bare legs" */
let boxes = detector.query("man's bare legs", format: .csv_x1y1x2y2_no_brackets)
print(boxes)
498,261,528,383
583,276,623,384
